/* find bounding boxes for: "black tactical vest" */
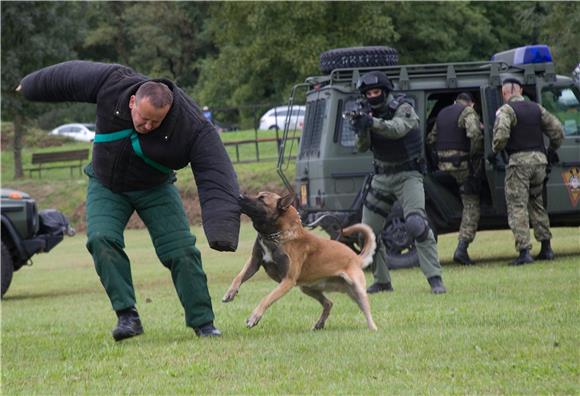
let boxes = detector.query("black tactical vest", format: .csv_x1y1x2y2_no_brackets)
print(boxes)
370,95,423,163
435,103,470,151
505,101,545,155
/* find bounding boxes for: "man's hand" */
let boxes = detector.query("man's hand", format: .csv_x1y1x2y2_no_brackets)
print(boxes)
486,152,498,166
351,113,373,134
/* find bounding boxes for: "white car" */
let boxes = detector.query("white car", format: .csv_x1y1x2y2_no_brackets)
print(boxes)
49,123,96,142
259,105,305,131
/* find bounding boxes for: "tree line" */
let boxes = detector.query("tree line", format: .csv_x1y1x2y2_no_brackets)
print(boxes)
2,1,579,178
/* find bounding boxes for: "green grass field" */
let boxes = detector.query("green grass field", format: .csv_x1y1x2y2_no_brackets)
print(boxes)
2,225,579,395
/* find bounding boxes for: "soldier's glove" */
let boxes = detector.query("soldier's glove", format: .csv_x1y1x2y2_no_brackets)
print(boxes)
486,152,498,166
209,240,237,252
351,113,373,134
547,148,560,164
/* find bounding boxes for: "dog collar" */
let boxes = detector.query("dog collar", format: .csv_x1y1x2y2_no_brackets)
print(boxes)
259,232,282,244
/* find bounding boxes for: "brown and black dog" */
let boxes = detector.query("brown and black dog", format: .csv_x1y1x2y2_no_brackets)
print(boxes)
223,192,378,331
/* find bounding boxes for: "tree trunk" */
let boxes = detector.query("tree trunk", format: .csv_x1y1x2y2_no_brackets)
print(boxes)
13,114,24,179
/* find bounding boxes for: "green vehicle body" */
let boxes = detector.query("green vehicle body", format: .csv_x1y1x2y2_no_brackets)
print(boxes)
1,188,72,297
278,46,580,268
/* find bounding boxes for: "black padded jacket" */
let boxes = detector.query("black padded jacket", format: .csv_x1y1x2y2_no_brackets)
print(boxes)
21,61,240,251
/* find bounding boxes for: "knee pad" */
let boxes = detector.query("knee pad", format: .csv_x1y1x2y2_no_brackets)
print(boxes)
405,213,430,242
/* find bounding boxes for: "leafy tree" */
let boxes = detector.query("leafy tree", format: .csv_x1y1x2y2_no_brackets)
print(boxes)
535,2,580,74
82,2,214,88
194,2,398,126
1,2,87,179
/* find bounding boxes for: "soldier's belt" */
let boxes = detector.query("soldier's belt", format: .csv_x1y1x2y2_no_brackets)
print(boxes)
438,154,469,163
373,159,422,175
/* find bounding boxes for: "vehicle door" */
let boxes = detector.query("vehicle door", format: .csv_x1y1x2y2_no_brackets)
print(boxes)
540,83,580,212
481,84,507,212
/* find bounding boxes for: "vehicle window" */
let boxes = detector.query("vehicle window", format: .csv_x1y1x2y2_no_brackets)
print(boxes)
339,97,359,147
542,87,580,136
299,99,326,157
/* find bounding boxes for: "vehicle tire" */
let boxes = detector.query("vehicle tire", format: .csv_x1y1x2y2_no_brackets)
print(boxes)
382,204,439,270
382,209,419,270
1,241,14,298
319,46,399,74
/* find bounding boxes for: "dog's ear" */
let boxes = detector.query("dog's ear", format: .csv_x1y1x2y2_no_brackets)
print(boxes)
277,194,295,212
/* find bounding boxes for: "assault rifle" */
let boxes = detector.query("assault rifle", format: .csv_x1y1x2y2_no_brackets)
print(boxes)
342,97,372,122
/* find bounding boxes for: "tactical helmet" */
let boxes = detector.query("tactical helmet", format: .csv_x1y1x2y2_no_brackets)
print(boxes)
356,71,394,94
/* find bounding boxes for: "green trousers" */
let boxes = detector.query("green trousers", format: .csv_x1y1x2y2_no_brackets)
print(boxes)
362,170,442,283
85,169,214,328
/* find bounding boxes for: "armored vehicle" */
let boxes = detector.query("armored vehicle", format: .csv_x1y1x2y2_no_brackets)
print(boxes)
1,188,73,297
278,45,580,268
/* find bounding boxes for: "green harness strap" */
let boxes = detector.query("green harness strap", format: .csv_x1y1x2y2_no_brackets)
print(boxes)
93,129,172,174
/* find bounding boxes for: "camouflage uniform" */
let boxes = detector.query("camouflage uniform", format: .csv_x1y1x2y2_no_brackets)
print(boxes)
427,106,483,242
492,95,564,252
357,95,442,284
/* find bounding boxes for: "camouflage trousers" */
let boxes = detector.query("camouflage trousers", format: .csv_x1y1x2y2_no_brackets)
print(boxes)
446,168,480,243
362,170,441,284
505,164,552,252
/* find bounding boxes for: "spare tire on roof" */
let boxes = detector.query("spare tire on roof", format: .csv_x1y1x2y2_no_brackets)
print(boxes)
319,46,399,74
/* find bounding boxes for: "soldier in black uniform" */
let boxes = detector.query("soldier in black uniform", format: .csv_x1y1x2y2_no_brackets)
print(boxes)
427,93,483,264
352,71,446,294
492,78,564,264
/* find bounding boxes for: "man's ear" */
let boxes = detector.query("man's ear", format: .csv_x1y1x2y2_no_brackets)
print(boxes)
277,194,295,212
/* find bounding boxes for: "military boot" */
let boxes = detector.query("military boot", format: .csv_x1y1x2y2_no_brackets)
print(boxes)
510,249,534,266
367,282,394,294
112,307,143,341
453,239,474,265
536,240,555,261
427,276,447,294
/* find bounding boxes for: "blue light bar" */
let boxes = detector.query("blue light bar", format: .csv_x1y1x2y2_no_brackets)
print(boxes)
491,45,553,65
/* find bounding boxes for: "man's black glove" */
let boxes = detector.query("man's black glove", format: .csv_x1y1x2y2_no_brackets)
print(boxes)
486,152,498,166
209,240,237,252
351,113,373,134
547,148,560,164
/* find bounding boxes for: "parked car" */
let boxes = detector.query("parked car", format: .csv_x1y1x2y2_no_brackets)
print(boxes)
49,123,96,142
259,105,305,131
1,188,74,297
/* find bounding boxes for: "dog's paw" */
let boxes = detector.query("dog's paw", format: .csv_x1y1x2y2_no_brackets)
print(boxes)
246,313,262,328
222,289,238,303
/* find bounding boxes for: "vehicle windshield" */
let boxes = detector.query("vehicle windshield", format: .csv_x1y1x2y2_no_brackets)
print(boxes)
541,86,580,136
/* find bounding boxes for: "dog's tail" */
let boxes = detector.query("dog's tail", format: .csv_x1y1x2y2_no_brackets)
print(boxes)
342,223,377,269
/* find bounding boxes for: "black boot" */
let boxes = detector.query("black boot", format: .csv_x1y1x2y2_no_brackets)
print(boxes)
536,240,555,261
510,249,534,266
367,282,394,294
453,240,474,265
427,276,447,294
112,307,143,341
194,321,222,337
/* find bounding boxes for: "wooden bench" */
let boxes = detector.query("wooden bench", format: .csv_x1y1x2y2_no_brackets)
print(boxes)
26,149,90,178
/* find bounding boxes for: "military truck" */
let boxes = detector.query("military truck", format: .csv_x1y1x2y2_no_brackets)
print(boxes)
277,45,580,268
1,188,73,297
